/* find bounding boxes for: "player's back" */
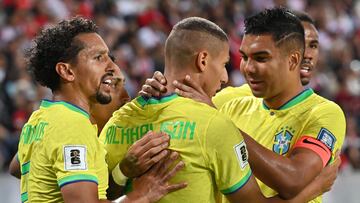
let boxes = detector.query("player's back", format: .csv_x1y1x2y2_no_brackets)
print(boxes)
101,94,251,203
19,100,108,202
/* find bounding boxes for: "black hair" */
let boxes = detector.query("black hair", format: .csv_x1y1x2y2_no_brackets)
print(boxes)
293,10,315,25
26,17,98,91
165,17,228,67
172,17,228,42
244,7,305,53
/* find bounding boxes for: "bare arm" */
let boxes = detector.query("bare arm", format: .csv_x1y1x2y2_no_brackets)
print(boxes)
241,131,323,199
62,152,187,203
226,173,324,203
120,131,170,178
9,153,21,179
139,71,168,98
140,73,334,200
291,155,341,201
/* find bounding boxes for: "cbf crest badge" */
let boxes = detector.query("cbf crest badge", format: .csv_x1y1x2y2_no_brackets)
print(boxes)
273,127,294,155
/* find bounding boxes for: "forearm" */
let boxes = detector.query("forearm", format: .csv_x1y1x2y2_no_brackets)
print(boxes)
267,185,321,203
110,194,149,203
107,173,125,200
242,132,319,198
9,154,21,179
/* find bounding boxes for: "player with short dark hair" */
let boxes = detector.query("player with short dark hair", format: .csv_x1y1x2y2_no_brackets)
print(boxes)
16,16,186,203
140,8,344,203
212,10,319,107
100,16,330,203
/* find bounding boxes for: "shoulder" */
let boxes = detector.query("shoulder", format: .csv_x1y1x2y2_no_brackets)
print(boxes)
308,94,345,117
220,95,261,115
213,84,253,108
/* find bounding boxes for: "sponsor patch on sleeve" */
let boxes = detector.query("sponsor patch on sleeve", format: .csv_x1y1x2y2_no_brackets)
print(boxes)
64,145,87,171
234,141,249,169
317,128,336,151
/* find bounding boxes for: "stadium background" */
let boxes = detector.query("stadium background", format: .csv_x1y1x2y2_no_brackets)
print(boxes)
0,0,359,202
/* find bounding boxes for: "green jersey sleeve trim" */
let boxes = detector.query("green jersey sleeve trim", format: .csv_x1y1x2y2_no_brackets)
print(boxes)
136,94,179,107
21,192,28,203
58,174,98,188
21,161,30,175
221,170,252,195
41,100,89,119
262,88,314,110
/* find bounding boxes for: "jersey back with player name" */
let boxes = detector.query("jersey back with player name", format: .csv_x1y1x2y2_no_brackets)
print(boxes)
219,88,346,203
18,100,108,202
100,94,252,203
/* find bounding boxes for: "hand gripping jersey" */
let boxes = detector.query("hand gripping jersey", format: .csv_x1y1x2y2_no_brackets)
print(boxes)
17,100,108,202
212,84,252,109
100,94,252,203
219,88,346,203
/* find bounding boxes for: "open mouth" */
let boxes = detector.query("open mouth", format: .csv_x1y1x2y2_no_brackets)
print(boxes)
101,74,116,90
301,61,313,73
301,66,312,73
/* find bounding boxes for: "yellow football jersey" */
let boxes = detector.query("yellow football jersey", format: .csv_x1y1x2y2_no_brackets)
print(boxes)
100,94,252,203
219,88,346,203
18,100,108,202
212,84,252,109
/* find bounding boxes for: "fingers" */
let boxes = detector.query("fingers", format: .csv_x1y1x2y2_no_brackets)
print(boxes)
141,149,170,170
173,80,194,94
141,83,161,97
162,159,184,182
140,142,169,161
334,150,340,157
173,80,196,99
165,182,188,193
163,160,187,193
154,71,167,85
157,152,179,177
139,89,153,98
148,78,167,93
173,78,213,106
184,75,202,92
137,132,170,155
135,131,168,147
332,155,341,168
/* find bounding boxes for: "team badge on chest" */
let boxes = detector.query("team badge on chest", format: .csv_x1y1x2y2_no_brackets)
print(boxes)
273,126,294,155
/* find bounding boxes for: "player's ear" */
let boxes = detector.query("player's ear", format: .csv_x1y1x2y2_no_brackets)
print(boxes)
55,62,75,82
289,50,301,71
195,51,209,72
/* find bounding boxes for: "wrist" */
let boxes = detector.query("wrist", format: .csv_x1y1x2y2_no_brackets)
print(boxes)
120,154,138,178
112,163,129,186
126,192,150,203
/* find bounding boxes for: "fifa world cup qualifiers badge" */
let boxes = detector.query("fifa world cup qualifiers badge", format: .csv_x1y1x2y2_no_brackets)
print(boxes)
234,141,249,169
70,149,81,164
64,145,87,170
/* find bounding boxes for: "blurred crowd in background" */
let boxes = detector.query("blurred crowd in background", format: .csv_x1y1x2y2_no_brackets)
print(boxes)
0,0,359,174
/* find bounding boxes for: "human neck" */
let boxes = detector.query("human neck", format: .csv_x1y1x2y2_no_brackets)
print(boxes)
163,67,199,95
52,86,91,114
263,83,304,109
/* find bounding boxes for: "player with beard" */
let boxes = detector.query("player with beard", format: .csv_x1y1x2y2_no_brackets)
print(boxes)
140,11,320,109
139,9,344,202
100,16,337,203
16,17,186,203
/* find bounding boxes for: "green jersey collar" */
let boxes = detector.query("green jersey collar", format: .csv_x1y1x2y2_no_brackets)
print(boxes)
262,88,314,110
137,94,179,107
41,100,89,118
